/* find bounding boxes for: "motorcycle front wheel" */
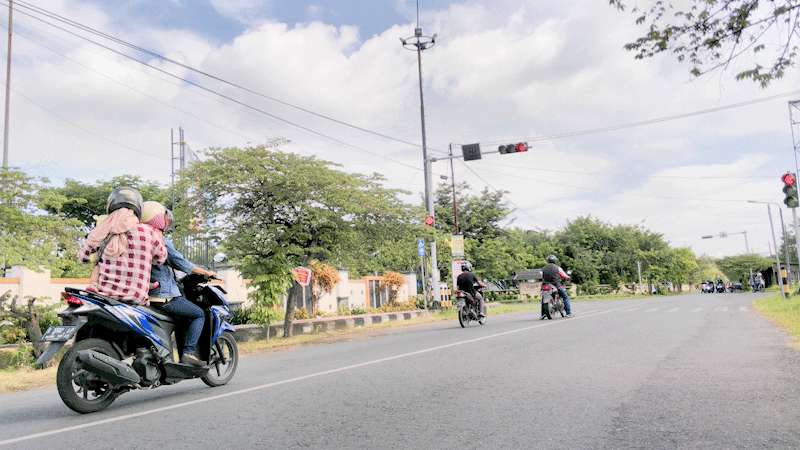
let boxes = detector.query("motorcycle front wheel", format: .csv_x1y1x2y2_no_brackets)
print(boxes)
202,331,239,387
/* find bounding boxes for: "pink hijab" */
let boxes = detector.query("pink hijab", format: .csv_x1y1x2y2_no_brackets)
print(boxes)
86,208,139,284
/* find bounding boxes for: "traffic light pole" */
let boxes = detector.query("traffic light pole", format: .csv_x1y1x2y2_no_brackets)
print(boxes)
788,101,800,287
767,204,787,298
779,207,793,282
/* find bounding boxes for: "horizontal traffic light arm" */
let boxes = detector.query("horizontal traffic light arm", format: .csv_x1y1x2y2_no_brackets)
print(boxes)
433,142,530,162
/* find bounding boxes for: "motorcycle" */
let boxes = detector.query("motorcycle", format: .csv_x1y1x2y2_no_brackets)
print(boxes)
456,285,486,328
715,281,726,293
540,283,565,320
701,281,715,294
36,273,238,414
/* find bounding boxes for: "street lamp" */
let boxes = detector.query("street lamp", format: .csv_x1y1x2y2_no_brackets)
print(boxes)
401,13,439,308
748,200,787,297
700,231,750,253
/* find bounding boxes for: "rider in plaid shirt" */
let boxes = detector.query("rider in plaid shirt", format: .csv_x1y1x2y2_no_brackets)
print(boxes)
79,188,167,305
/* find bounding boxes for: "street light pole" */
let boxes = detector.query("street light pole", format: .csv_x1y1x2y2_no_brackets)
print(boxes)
767,204,787,298
778,207,793,282
448,143,459,233
749,200,788,297
402,12,439,307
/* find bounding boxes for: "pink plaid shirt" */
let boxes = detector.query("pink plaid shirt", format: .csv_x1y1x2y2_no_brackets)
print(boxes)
79,224,167,304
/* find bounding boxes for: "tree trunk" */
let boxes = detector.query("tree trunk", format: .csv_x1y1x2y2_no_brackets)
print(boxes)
23,298,44,357
283,282,300,338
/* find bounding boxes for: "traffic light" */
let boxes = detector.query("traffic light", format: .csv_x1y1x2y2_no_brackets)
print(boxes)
782,172,799,208
461,143,482,161
498,142,529,154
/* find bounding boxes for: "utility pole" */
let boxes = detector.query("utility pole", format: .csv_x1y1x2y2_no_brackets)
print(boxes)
448,143,459,233
170,128,175,208
401,5,438,306
788,101,800,283
2,0,12,169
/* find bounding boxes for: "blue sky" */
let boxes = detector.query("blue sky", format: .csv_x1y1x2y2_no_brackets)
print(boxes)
87,0,453,42
7,0,800,257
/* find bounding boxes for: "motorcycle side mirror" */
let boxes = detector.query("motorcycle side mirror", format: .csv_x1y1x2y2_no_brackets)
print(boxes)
213,253,227,264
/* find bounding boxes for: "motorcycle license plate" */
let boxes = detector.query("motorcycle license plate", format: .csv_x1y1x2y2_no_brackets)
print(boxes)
41,326,77,342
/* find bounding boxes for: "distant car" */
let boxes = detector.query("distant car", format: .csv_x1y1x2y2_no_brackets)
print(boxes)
729,282,744,293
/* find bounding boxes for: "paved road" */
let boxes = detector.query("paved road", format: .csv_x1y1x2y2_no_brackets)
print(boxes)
1,293,799,449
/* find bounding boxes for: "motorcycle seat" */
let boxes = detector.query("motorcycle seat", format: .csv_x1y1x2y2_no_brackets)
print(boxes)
138,306,175,323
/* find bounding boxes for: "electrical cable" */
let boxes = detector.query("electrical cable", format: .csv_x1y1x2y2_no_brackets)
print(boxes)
12,0,445,154
3,3,425,172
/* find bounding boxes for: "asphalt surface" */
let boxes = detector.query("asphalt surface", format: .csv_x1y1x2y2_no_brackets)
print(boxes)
1,293,799,449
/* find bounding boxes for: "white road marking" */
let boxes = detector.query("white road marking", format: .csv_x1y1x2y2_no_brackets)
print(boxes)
624,307,640,312
0,307,623,447
739,306,748,312
692,307,703,312
718,306,729,312
646,307,660,312
667,307,679,312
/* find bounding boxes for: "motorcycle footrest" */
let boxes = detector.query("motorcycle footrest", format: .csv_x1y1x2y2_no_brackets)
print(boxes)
163,361,208,379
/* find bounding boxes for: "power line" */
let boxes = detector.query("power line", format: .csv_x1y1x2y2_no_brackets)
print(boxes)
12,0,446,155
3,3,425,172
11,88,165,159
475,89,800,146
0,21,264,145
479,160,776,180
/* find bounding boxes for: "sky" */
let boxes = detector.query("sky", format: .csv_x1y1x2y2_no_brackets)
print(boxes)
5,0,800,258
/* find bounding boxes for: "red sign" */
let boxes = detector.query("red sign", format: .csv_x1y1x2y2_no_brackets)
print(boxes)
424,216,435,227
292,267,312,286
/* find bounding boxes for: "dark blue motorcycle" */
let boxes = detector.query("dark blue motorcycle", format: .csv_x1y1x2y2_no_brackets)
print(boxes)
36,273,238,413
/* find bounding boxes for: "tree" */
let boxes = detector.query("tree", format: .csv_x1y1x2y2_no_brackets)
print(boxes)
610,1,800,86
178,146,420,336
717,254,773,282
0,169,88,277
383,271,406,304
47,176,170,228
0,291,46,358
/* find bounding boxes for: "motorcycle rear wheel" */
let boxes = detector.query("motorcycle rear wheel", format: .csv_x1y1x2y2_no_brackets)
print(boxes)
458,306,469,328
542,300,552,320
56,338,121,414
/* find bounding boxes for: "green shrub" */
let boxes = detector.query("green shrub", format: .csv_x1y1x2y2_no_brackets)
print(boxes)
0,345,35,370
294,308,309,320
350,306,366,315
228,305,253,325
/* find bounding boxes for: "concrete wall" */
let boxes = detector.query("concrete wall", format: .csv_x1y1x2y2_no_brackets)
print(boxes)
1,266,419,313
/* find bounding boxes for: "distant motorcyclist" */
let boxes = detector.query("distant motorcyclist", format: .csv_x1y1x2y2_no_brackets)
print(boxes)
456,262,486,318
541,255,573,318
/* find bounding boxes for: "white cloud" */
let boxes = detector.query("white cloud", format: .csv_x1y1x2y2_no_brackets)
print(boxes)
8,0,800,257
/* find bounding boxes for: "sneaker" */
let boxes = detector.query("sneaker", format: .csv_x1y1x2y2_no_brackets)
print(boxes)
180,352,204,367
539,315,547,320
565,313,574,318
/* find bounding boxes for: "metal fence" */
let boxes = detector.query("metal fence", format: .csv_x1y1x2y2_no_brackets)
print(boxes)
173,235,215,269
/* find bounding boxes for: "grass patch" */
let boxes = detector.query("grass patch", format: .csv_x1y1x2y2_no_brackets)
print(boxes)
754,294,800,346
0,366,56,393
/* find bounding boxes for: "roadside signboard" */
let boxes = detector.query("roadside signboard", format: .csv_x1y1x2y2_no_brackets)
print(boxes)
417,238,426,257
292,267,312,286
451,259,466,292
451,234,464,259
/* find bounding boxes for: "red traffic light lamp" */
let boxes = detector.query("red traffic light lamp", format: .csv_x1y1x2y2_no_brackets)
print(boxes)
782,172,799,208
498,142,529,154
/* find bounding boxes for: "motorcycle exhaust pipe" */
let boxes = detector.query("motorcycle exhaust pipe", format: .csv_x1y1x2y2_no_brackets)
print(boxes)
77,350,141,386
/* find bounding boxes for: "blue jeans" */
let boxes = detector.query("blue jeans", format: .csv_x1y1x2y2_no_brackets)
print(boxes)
557,286,572,315
158,296,204,353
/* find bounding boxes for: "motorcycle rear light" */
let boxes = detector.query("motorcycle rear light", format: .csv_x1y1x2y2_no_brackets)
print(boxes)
61,292,83,306
541,285,552,291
